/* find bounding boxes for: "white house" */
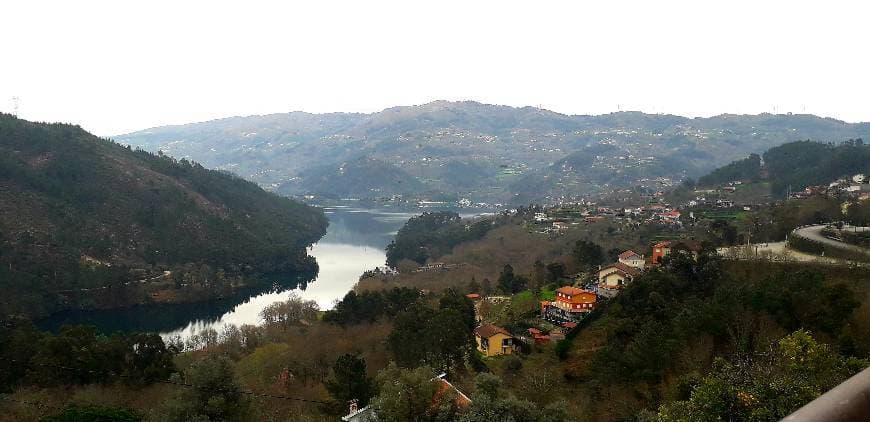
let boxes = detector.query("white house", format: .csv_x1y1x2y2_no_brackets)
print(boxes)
617,250,645,269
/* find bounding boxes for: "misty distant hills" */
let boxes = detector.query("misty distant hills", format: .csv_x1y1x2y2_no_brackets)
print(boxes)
116,101,870,203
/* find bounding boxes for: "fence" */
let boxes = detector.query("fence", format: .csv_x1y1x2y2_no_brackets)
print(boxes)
782,366,870,421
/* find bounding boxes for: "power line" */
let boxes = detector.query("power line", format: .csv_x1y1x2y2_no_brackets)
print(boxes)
3,358,330,405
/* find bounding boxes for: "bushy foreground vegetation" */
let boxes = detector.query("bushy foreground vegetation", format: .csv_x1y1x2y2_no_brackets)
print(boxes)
2,249,866,421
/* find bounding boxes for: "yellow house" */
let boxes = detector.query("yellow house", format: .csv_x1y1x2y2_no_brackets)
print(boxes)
474,324,513,357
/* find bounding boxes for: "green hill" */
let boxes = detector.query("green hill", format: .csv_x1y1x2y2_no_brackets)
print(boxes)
278,156,427,198
698,139,870,196
0,114,327,317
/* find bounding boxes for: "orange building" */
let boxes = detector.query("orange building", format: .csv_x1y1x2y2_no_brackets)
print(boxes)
554,286,597,312
542,286,597,322
651,240,703,265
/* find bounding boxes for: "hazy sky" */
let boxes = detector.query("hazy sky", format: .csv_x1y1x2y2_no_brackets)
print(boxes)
2,0,868,136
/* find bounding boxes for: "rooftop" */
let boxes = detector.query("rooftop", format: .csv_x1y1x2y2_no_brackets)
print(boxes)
474,323,511,339
601,262,642,276
555,286,591,296
618,250,641,259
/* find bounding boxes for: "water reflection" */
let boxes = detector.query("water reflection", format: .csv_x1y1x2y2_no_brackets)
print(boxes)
37,207,412,340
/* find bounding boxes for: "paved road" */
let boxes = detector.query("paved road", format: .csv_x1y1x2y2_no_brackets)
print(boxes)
792,225,870,257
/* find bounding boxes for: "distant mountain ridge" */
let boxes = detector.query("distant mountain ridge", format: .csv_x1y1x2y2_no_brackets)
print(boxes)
0,114,328,317
116,101,870,203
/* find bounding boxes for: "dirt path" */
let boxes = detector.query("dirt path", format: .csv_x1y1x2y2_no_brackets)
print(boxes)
55,270,172,293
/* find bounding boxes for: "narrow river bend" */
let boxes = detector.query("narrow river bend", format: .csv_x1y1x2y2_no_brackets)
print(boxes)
37,207,416,341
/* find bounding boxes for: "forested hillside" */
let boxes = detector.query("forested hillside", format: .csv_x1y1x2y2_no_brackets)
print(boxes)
698,139,870,195
0,114,327,317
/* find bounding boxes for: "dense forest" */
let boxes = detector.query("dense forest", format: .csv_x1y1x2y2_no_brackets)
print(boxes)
385,211,502,268
0,114,328,317
697,153,762,186
698,139,869,195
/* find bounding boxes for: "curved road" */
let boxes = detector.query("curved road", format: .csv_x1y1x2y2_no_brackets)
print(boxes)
792,225,870,257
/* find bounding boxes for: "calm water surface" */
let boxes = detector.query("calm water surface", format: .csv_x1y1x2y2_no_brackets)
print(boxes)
38,207,418,340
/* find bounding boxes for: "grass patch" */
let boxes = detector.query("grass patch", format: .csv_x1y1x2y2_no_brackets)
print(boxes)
539,289,555,301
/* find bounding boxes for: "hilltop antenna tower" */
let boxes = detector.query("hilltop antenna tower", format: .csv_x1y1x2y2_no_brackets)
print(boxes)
11,96,20,117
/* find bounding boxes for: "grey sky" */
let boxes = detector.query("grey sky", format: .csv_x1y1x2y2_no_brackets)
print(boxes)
2,0,868,136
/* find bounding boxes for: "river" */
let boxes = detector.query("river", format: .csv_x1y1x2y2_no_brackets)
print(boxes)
37,207,421,341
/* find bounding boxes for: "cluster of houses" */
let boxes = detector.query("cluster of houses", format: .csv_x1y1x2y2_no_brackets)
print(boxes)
790,174,870,201
414,262,468,273
345,240,706,420
466,240,704,353
530,203,689,236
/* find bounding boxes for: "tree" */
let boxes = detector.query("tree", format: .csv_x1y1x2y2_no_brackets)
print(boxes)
387,304,436,368
371,363,441,422
497,265,527,294
657,330,868,422
545,262,565,283
709,220,738,246
162,355,251,421
439,288,476,331
468,277,481,294
42,404,141,422
482,278,493,296
428,308,475,371
572,240,604,269
532,260,547,289
497,264,516,294
387,304,473,372
260,292,319,329
461,373,567,422
325,353,376,411
122,333,175,384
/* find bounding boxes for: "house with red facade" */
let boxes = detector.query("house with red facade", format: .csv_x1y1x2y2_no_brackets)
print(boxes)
650,240,703,265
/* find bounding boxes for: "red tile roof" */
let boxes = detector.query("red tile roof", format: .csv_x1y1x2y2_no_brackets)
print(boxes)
474,324,511,339
600,262,641,277
618,250,641,259
433,375,472,411
556,286,587,296
465,293,481,300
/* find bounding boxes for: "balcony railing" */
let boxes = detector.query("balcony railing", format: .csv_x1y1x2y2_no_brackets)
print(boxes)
782,367,870,421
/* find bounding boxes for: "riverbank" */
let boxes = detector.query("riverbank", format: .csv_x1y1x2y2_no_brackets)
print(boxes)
33,207,411,339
